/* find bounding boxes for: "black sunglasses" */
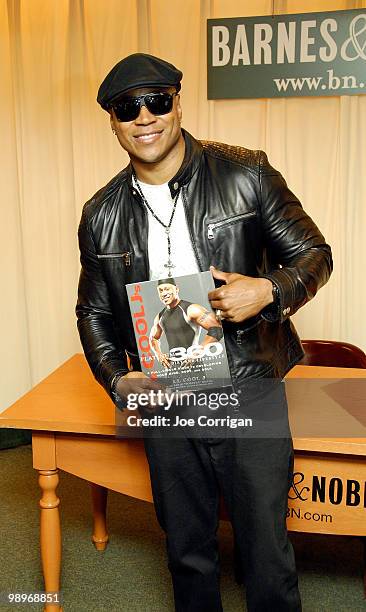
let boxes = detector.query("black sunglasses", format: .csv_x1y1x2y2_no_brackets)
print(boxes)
111,91,178,122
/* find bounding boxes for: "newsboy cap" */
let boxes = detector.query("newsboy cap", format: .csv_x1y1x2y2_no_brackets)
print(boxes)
97,53,183,110
157,277,177,286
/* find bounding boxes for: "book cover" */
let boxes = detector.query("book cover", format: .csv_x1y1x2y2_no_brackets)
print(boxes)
126,271,232,392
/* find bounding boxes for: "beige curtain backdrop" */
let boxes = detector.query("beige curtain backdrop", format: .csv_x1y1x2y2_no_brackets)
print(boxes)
1,0,365,411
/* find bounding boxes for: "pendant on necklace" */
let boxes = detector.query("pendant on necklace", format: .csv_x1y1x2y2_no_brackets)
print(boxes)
165,228,170,235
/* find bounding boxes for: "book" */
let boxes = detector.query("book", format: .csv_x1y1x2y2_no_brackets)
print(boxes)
126,271,232,392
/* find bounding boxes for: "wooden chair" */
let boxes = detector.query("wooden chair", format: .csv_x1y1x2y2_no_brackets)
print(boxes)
299,339,366,369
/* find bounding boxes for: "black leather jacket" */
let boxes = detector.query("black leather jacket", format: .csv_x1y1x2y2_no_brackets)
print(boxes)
76,130,332,407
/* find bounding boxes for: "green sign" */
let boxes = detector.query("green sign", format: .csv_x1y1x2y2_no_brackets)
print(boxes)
207,9,366,98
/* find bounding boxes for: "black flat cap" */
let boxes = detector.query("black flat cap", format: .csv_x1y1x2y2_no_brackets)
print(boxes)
97,53,183,110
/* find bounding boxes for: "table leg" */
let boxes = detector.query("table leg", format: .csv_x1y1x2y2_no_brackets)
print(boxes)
90,483,109,551
38,469,62,612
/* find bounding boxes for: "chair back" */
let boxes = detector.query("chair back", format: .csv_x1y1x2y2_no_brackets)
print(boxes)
299,340,366,369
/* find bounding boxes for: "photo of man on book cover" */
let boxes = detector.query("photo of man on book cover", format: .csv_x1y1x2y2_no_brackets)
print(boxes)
150,277,223,369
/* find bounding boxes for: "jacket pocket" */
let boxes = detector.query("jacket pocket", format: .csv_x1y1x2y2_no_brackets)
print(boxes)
235,316,263,345
207,210,256,240
97,251,132,266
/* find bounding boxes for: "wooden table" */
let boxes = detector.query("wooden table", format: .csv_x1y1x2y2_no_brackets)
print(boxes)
1,354,366,611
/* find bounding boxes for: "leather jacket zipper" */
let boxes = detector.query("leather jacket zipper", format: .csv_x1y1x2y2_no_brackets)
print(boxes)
181,188,203,270
207,210,256,240
97,252,131,266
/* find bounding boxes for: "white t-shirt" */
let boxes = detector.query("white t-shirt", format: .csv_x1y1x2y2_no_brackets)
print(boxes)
134,179,200,280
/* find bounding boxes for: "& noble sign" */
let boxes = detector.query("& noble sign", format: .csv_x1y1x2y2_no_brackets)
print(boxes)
287,454,366,536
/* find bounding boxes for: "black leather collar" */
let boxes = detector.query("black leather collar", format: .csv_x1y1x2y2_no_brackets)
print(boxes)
167,129,203,196
125,129,203,198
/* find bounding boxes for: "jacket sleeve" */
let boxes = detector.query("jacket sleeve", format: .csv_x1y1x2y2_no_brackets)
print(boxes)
76,208,128,409
258,151,333,323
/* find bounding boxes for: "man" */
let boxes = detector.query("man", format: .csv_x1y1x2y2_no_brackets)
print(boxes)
76,53,332,611
150,277,223,369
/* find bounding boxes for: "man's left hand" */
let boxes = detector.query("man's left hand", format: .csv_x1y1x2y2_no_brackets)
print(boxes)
208,266,274,323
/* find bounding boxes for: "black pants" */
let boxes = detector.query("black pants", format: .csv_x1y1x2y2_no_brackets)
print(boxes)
142,387,302,612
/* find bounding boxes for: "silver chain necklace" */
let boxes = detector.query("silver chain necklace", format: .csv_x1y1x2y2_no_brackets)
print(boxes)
133,173,180,277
